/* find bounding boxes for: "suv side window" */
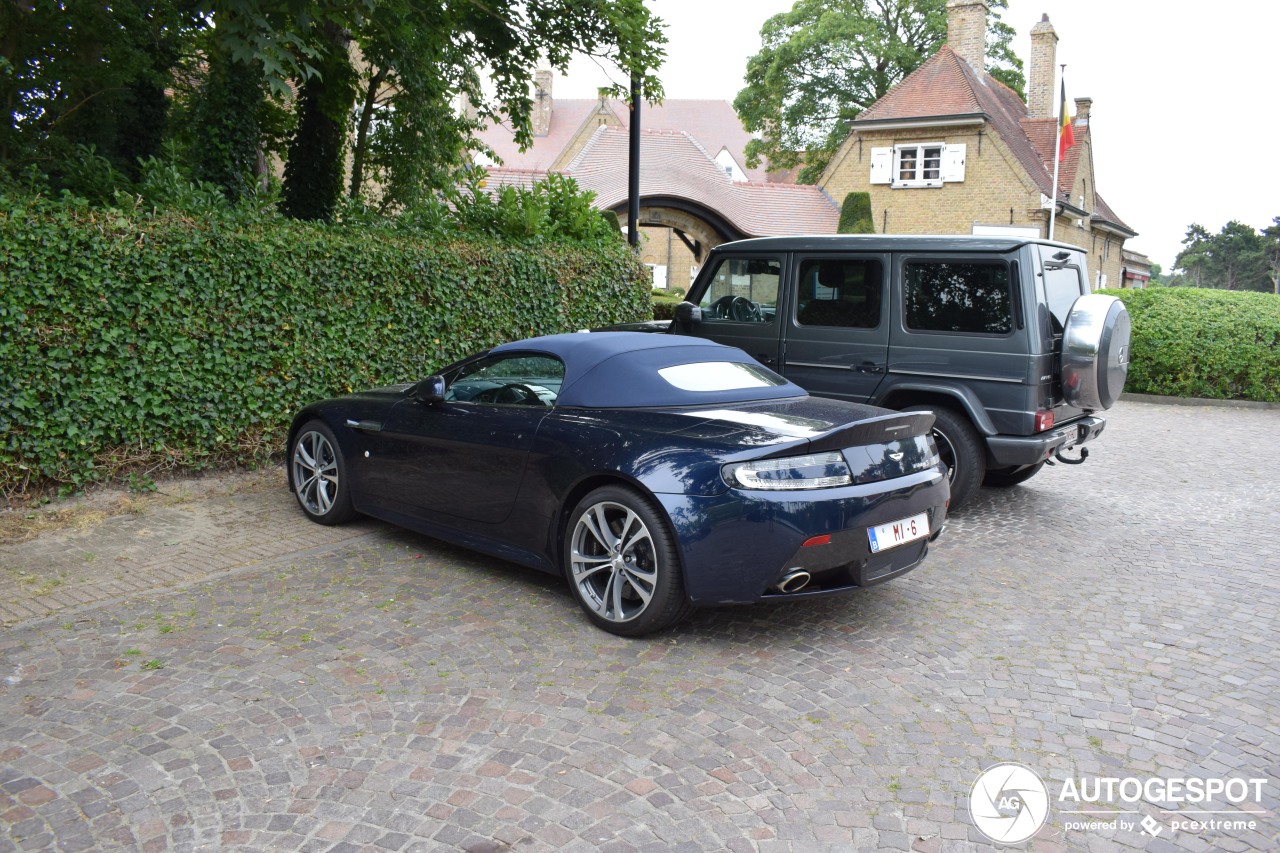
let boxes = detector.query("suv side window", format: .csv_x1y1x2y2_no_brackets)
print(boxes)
903,260,1012,335
795,258,883,328
698,257,781,323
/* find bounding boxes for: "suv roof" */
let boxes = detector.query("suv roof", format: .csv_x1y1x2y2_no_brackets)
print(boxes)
712,234,1081,254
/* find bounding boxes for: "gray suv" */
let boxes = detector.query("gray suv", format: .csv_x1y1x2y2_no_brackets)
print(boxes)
655,235,1130,508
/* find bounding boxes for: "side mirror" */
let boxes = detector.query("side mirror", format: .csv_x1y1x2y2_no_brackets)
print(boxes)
674,301,702,329
415,375,446,403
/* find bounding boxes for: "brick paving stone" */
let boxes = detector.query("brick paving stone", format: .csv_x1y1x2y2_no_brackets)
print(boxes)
0,402,1278,851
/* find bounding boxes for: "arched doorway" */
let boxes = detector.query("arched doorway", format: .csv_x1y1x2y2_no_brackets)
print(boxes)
612,196,747,291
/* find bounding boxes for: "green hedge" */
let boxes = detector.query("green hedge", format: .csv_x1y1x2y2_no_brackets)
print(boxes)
652,288,685,321
0,199,650,494
1102,287,1280,403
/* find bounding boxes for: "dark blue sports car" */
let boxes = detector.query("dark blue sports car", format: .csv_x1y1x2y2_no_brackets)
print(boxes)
288,333,949,636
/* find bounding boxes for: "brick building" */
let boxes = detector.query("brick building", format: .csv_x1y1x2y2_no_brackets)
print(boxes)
818,0,1140,289
475,77,838,290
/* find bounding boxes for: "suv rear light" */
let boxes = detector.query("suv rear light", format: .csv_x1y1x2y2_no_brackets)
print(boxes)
1034,410,1055,432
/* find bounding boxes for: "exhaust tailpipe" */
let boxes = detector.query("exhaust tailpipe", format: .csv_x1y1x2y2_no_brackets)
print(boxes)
773,568,811,594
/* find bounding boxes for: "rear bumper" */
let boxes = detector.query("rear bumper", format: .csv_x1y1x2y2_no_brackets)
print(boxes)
654,469,949,605
985,415,1107,467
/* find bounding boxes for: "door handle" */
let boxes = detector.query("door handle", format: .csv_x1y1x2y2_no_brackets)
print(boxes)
855,362,884,374
757,354,776,366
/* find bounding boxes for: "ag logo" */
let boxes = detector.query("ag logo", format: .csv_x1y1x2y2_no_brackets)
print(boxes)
969,763,1050,844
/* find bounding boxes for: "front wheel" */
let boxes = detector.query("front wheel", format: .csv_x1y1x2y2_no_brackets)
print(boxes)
288,420,356,525
903,405,984,510
564,486,692,637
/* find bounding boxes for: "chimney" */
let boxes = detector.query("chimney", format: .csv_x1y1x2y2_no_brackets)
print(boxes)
946,0,989,74
457,92,479,123
1074,97,1093,127
532,69,553,137
1027,14,1058,118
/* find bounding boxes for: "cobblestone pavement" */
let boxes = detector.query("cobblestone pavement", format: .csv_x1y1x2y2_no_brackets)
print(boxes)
0,400,1277,852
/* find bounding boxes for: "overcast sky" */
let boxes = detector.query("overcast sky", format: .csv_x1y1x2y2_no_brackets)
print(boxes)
553,0,1280,270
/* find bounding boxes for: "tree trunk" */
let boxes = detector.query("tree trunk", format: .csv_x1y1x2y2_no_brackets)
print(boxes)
281,22,354,222
349,69,385,200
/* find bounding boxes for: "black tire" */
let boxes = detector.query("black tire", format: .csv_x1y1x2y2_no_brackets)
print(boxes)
904,405,984,510
983,461,1046,488
564,485,693,637
288,420,357,525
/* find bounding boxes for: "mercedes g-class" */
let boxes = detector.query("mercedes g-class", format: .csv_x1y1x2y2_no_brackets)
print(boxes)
651,235,1131,508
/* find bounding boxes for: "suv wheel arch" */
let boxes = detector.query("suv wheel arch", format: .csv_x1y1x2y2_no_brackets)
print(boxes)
898,404,985,509
875,383,996,437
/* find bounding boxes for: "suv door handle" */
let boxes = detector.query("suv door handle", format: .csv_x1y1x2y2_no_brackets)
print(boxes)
757,354,777,366
855,362,884,374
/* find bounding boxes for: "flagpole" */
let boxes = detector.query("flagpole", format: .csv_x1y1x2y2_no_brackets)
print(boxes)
1049,64,1065,241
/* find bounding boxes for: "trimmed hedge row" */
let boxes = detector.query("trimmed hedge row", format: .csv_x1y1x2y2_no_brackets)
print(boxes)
1102,287,1280,403
0,199,650,494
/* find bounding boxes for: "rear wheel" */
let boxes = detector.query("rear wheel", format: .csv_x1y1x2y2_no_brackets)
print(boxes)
904,405,984,510
565,486,692,637
983,461,1046,488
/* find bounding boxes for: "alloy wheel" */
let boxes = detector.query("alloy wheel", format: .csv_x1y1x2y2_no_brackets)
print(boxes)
292,430,340,516
569,500,658,624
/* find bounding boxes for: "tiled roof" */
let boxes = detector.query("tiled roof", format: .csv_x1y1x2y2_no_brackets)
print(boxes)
486,126,839,239
1092,194,1135,235
854,46,989,120
476,98,769,181
476,100,600,172
852,45,1132,232
1022,116,1085,198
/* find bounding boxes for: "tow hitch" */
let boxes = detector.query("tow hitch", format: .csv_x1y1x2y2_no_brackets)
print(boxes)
1049,446,1089,466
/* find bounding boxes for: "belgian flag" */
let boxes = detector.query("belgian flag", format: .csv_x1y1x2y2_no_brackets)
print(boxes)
1058,79,1076,161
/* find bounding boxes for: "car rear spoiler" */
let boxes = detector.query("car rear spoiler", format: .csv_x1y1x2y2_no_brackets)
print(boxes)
754,411,936,460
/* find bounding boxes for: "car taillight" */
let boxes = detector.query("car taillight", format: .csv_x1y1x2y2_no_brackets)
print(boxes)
1034,410,1055,432
723,451,853,491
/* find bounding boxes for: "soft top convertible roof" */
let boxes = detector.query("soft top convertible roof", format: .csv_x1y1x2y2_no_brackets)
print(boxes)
491,332,806,408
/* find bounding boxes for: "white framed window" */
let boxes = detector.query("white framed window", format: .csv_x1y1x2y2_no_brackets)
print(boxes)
870,143,965,187
896,143,944,187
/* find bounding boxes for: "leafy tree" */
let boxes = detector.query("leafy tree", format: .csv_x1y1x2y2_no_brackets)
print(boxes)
735,0,1023,184
281,21,355,221
204,0,667,212
2,0,666,216
0,1,205,189
343,0,668,209
1264,217,1280,295
184,50,274,202
1171,220,1278,293
1174,224,1213,288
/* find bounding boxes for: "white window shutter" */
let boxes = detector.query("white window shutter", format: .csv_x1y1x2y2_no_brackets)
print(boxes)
869,147,892,184
942,143,966,182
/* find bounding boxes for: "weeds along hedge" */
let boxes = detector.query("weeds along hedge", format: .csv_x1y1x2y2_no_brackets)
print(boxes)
1101,287,1280,402
0,199,650,494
